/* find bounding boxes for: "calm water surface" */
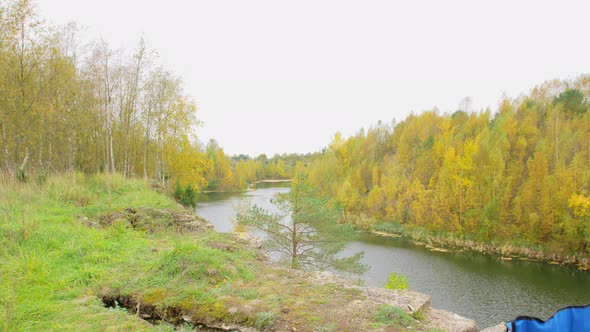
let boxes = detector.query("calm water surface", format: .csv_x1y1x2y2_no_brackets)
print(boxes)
196,184,590,329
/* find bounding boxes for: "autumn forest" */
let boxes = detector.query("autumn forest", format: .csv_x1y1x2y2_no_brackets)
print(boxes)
307,81,590,255
1,0,589,258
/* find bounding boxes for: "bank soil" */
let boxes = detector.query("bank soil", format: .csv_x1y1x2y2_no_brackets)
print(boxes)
84,207,213,232
370,229,590,272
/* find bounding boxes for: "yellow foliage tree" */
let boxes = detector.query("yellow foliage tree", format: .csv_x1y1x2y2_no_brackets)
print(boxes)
569,193,590,218
164,137,206,189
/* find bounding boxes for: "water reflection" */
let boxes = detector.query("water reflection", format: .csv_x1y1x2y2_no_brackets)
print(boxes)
196,186,590,329
196,184,289,233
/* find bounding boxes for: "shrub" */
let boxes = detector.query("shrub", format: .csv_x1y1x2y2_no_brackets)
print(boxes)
173,182,183,201
173,182,197,208
182,184,196,208
35,172,48,187
385,272,409,290
16,169,26,182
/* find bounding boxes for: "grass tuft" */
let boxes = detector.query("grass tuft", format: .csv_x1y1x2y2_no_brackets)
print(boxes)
412,308,426,321
255,311,278,329
374,304,415,329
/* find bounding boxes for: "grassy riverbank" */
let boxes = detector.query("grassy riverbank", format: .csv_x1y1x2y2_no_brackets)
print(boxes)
371,221,590,271
0,173,181,330
1,173,457,331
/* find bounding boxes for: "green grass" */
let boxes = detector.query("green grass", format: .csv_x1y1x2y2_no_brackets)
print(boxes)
0,173,261,331
1,174,158,331
255,311,278,329
412,308,426,321
374,304,415,329
238,289,259,300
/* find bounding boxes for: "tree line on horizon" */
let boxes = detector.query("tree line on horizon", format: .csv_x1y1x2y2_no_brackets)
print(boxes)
201,139,307,191
305,77,590,256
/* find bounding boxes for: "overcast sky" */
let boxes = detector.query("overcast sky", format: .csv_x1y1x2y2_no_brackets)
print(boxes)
36,0,590,156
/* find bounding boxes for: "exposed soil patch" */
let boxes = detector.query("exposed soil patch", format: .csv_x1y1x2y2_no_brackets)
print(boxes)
101,294,253,331
83,207,213,233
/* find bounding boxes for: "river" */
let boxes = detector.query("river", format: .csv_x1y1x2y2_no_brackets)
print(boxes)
196,183,590,329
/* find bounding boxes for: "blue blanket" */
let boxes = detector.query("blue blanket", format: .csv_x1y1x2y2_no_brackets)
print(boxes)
506,305,590,332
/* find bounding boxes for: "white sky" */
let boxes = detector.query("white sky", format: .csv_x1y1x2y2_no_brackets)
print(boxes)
36,0,590,156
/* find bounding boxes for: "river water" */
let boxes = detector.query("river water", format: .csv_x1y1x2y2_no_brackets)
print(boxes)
196,183,590,329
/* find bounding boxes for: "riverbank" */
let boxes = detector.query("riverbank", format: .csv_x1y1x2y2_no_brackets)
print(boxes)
1,173,474,331
252,179,292,183
370,222,590,272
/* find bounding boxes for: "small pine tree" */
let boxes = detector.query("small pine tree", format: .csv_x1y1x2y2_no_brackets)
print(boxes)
182,184,197,208
237,172,367,273
173,182,183,201
172,182,196,208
